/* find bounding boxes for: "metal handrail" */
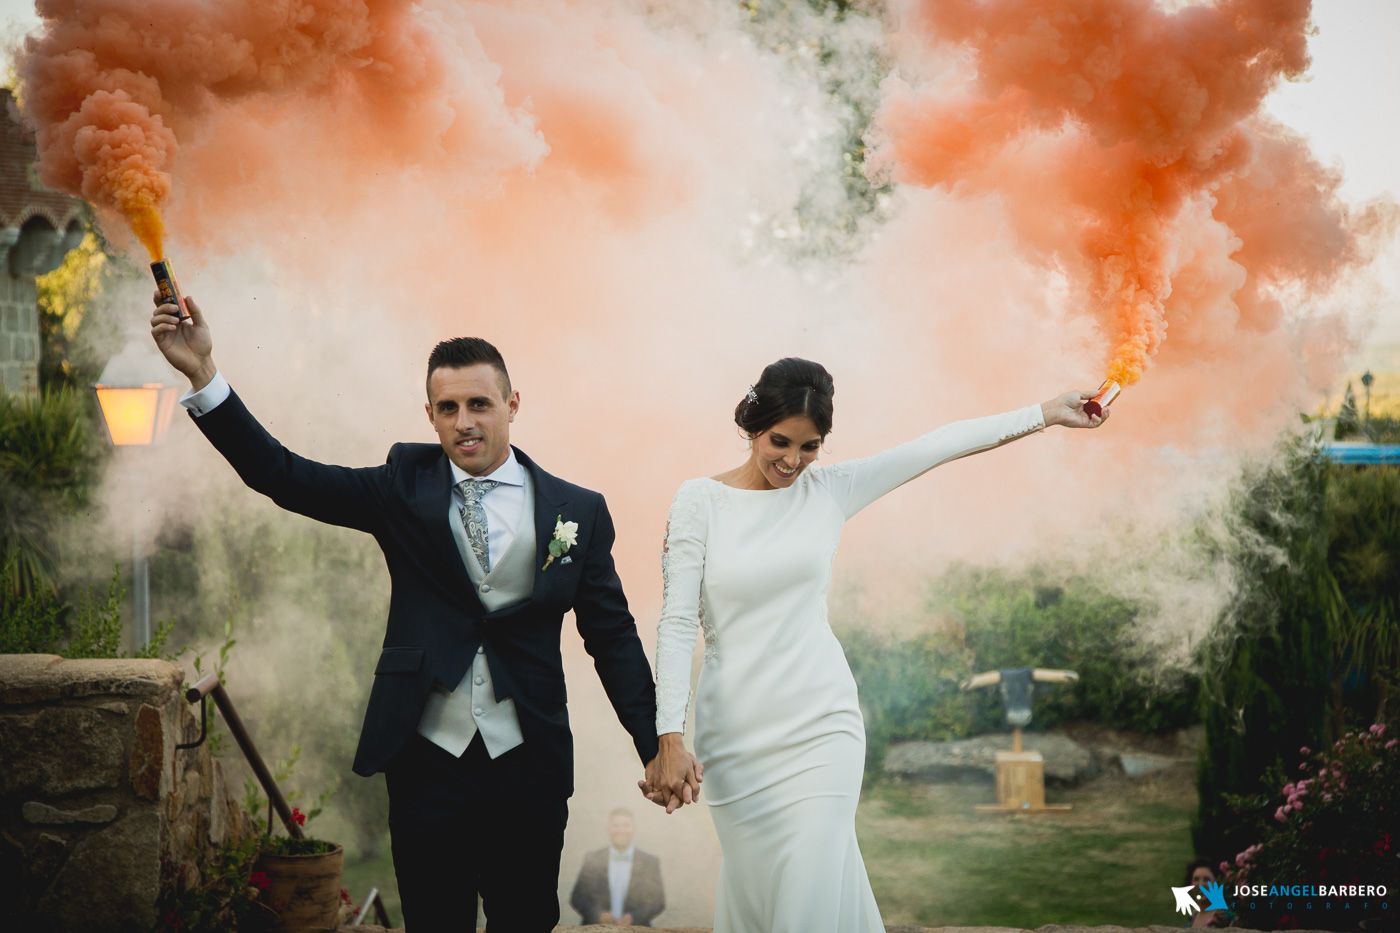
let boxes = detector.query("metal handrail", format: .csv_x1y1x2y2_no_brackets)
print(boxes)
182,673,303,840
351,887,393,926
181,675,398,926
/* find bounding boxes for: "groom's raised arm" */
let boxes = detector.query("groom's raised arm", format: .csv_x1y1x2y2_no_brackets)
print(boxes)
151,295,392,535
190,385,393,534
572,493,660,767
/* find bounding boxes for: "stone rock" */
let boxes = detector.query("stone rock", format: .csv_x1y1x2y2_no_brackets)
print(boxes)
209,759,229,846
0,655,182,704
95,701,130,715
884,733,1097,786
129,703,165,800
35,809,161,932
21,801,119,824
0,706,124,794
31,833,67,884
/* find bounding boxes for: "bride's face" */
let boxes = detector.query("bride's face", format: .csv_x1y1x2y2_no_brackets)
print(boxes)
751,415,823,489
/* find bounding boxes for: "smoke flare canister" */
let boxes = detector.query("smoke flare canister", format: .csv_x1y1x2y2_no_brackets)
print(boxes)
150,259,187,320
1082,380,1121,419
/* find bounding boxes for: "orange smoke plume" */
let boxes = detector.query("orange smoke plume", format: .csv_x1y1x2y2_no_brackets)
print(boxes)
39,86,172,260
868,0,1394,389
17,0,535,261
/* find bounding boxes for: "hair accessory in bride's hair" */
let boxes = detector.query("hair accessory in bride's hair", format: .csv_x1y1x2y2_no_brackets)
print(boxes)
745,386,759,406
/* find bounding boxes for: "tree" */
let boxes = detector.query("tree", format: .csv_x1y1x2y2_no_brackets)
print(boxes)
1336,381,1360,439
1195,439,1333,860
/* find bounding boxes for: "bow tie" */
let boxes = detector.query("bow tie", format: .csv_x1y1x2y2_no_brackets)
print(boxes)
611,851,632,862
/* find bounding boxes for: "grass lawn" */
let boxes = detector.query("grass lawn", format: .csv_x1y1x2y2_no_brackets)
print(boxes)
339,763,1199,930
857,764,1200,929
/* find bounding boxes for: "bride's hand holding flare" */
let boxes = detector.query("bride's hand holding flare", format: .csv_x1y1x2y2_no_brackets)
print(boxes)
640,734,703,814
1041,389,1112,430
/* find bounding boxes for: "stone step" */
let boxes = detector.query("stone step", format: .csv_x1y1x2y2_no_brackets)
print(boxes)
344,918,1316,924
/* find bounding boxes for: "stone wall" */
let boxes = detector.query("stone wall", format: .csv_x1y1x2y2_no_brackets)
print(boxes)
0,655,255,931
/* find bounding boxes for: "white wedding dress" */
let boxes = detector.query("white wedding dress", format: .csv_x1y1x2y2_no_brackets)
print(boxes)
654,405,1045,932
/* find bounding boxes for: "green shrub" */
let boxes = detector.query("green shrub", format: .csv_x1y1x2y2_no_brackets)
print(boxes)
1223,724,1399,931
0,554,171,658
843,626,978,773
1196,442,1400,861
939,568,1199,735
840,568,1199,774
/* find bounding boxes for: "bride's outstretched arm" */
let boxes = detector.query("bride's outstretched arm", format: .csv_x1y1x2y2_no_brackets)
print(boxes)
818,388,1108,519
646,481,709,812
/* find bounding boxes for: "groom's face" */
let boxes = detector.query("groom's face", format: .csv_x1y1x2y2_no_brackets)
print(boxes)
426,363,519,476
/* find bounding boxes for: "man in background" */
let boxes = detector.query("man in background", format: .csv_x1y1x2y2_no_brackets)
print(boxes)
570,808,665,926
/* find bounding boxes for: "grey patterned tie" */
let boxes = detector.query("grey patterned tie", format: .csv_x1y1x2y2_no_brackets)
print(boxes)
457,479,501,573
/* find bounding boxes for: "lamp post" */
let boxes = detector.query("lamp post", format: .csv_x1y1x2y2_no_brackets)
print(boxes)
1361,370,1374,440
93,330,181,651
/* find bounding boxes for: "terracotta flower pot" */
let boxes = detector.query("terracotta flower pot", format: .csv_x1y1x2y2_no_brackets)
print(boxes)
252,843,345,932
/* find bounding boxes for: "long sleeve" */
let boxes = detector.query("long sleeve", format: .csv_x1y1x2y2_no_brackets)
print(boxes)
572,495,660,766
569,854,604,924
631,853,666,926
654,480,710,736
815,404,1046,519
191,386,392,534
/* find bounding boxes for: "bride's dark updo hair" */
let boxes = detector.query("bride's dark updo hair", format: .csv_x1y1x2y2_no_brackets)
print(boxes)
735,358,835,439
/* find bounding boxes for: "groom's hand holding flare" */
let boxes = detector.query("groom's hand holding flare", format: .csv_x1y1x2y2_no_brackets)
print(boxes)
641,734,703,814
150,290,216,390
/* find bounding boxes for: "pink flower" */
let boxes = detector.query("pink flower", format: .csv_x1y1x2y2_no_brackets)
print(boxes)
1300,746,1311,755
1275,806,1289,822
1386,739,1397,749
1219,861,1229,873
1371,723,1386,735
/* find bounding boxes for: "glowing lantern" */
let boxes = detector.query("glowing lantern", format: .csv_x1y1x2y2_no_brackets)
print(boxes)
93,334,181,446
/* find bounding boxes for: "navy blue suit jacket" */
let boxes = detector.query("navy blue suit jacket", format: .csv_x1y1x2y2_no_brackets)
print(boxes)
191,389,659,794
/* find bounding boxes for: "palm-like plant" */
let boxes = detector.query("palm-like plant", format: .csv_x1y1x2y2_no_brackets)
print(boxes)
0,386,105,597
1325,467,1400,721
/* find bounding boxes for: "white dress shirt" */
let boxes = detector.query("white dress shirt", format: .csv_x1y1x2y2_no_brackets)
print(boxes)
180,371,232,416
448,452,526,568
608,845,635,920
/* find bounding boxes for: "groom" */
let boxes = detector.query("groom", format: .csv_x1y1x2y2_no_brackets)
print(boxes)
150,294,669,931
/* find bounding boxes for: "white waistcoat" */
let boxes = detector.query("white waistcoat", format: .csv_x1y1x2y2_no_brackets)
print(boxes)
417,470,535,758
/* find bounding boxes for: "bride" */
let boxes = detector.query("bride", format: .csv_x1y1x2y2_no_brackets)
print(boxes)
644,357,1108,931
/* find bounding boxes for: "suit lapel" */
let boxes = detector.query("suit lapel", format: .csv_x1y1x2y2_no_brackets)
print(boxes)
516,447,569,605
413,453,485,613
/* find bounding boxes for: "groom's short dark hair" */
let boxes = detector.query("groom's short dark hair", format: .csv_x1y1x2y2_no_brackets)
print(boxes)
426,337,511,399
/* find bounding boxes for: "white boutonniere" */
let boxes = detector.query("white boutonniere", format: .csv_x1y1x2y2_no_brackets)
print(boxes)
541,515,579,571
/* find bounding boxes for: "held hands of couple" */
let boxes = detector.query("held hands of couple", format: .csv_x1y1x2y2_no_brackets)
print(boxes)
640,733,703,814
1040,389,1112,430
149,290,217,391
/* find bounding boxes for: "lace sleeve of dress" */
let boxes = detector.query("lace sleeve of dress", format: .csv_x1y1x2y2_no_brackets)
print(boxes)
813,404,1046,519
654,480,710,736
